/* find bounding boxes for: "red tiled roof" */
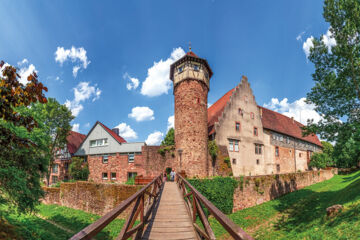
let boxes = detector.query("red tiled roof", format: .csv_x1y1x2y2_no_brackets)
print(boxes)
67,131,86,154
98,121,127,144
207,88,322,147
186,51,199,58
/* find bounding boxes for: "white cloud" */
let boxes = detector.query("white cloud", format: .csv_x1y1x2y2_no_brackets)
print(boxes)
123,72,139,90
207,103,212,108
296,31,305,41
263,97,322,125
1,60,37,85
114,123,138,140
128,106,155,122
72,123,80,132
65,82,101,117
84,122,90,128
322,29,336,50
17,58,28,66
167,115,174,130
140,47,185,97
303,36,314,58
55,46,90,77
145,131,163,145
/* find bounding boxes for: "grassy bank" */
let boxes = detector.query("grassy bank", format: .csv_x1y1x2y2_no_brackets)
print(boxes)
0,204,125,240
212,170,360,239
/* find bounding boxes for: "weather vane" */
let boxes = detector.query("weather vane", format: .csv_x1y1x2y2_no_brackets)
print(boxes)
189,41,192,52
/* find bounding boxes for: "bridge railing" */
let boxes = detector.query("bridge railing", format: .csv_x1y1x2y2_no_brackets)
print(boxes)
176,174,254,240
70,174,163,240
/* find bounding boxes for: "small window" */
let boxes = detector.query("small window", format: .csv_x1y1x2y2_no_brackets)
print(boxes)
276,164,280,172
255,144,262,155
286,137,290,144
111,172,116,180
238,108,243,116
229,140,234,152
232,159,237,164
52,176,58,184
235,122,240,131
65,162,69,170
256,159,260,165
275,146,279,157
299,153,302,157
253,127,258,136
102,155,108,164
272,134,276,140
102,172,108,180
83,156,87,163
128,153,135,163
234,141,239,152
250,112,254,119
52,164,58,173
193,65,199,71
178,66,183,73
90,138,108,147
280,136,283,142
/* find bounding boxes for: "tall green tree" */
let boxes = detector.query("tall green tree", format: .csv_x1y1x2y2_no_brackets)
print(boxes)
31,98,74,186
69,157,89,181
304,0,360,167
161,128,175,146
0,61,48,213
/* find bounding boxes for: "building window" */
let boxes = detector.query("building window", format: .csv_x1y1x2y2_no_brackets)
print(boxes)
255,144,262,154
128,172,137,180
102,155,109,164
238,108,243,116
83,156,87,163
279,136,283,142
102,172,108,180
286,137,290,144
234,141,239,151
193,65,199,71
229,140,234,151
128,153,135,163
275,146,279,157
276,164,280,172
52,176,58,184
90,138,108,147
235,122,241,131
232,158,237,164
250,112,254,119
111,172,116,180
178,66,183,73
253,127,258,136
52,164,58,173
256,159,260,165
65,162,69,170
299,153,302,157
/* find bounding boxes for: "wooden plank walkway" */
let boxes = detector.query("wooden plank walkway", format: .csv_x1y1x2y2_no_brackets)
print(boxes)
141,181,197,240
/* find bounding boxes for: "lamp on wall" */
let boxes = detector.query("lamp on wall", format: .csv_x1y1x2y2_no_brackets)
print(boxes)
177,149,183,171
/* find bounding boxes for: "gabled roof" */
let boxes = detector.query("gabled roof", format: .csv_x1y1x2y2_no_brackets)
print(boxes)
207,87,322,147
97,121,127,144
67,131,86,154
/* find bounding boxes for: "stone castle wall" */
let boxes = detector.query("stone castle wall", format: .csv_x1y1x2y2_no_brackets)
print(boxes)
175,80,209,178
232,168,337,212
42,181,142,217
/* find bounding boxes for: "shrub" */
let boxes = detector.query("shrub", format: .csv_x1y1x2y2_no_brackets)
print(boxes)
309,152,333,169
224,157,231,168
125,177,135,185
188,176,238,214
69,157,89,181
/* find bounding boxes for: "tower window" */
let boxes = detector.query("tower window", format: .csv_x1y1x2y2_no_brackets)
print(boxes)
253,127,258,136
235,122,240,131
250,112,254,119
178,66,183,73
275,146,279,157
238,108,243,116
234,141,239,151
193,65,199,71
255,144,262,154
276,164,280,172
232,159,237,164
256,159,260,165
228,139,239,152
229,140,234,151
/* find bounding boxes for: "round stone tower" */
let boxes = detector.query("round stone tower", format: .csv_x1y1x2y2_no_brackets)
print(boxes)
170,50,213,178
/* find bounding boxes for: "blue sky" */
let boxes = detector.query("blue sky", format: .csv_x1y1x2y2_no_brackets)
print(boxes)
0,0,332,145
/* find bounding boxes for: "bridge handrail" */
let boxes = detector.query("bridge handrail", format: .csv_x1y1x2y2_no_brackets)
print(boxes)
176,173,254,240
70,174,163,240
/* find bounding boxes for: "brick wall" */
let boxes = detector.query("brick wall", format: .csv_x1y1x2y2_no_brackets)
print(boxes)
233,168,337,212
42,181,142,217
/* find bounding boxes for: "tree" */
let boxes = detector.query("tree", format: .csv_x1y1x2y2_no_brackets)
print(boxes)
69,157,89,181
30,98,74,186
208,140,219,175
0,61,48,213
161,128,175,146
304,0,360,167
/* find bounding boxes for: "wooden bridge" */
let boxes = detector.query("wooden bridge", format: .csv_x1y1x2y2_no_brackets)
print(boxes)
70,174,253,240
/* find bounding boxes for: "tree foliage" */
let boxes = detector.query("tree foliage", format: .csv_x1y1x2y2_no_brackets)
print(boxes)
304,0,360,167
0,61,48,213
69,157,89,181
161,128,174,146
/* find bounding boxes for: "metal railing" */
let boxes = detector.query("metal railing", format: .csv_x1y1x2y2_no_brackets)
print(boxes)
70,174,163,240
176,174,254,240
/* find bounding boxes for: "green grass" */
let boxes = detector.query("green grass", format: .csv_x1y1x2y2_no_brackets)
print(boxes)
211,170,360,239
0,204,126,240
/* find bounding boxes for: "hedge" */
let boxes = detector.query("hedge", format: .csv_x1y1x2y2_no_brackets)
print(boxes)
188,176,238,214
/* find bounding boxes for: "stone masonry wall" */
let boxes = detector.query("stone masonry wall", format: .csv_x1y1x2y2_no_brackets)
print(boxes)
42,181,142,217
233,168,338,212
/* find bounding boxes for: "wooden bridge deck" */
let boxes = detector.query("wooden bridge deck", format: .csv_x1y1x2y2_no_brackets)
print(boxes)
141,181,197,240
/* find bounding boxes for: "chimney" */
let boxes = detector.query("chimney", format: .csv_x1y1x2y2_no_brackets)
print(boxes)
112,128,119,136
291,117,294,124
259,107,263,118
